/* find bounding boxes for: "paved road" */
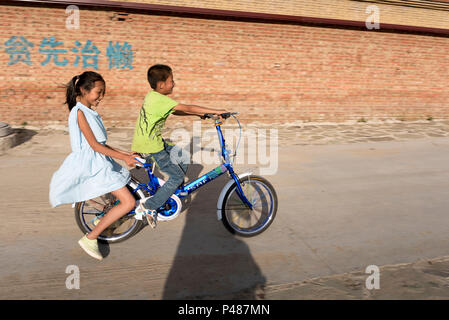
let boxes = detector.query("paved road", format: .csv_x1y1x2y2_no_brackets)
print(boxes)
1,123,449,299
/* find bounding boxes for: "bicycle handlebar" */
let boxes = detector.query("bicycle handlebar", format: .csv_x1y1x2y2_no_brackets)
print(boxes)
134,156,147,167
202,112,239,120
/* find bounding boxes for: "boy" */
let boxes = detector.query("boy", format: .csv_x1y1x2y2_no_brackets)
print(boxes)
132,64,228,228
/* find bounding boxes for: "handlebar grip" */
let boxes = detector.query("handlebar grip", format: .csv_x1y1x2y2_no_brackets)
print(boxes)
202,112,239,120
134,157,146,167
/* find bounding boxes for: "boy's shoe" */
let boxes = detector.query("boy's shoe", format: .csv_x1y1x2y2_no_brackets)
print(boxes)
137,202,157,228
78,234,103,260
146,211,157,229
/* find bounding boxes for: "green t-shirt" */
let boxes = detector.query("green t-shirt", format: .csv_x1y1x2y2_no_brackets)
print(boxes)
131,91,178,154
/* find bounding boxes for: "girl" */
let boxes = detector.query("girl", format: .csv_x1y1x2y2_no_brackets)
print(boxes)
50,71,137,260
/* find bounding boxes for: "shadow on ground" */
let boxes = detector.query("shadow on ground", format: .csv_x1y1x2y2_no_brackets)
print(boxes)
161,164,266,299
11,128,38,147
129,140,267,299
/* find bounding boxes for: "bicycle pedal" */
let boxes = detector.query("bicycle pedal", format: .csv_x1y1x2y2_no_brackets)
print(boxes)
134,210,145,220
145,211,157,228
134,201,146,220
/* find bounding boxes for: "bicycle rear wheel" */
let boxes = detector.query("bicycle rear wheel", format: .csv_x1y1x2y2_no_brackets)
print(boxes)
74,183,145,243
221,175,277,237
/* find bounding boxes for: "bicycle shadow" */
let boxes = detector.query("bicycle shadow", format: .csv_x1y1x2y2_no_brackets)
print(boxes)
161,140,267,299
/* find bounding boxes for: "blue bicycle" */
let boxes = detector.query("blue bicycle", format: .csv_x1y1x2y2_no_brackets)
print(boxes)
75,113,278,243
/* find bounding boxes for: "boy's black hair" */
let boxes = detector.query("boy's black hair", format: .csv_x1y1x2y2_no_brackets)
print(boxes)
64,71,105,110
147,64,172,89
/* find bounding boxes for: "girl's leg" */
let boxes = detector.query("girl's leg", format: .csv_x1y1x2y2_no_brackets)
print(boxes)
87,186,136,240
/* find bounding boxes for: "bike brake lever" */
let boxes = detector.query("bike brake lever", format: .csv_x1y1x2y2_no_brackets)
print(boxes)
202,113,214,119
202,112,238,120
134,157,146,167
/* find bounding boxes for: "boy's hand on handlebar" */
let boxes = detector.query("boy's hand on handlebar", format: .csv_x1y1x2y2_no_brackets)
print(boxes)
217,110,229,120
201,110,231,120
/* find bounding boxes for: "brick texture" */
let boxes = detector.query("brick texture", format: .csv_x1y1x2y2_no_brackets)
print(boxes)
1,2,449,126
114,0,449,30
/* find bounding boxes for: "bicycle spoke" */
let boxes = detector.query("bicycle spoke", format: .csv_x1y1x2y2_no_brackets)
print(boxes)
255,192,267,202
244,184,255,202
227,206,251,210
85,199,105,212
82,209,102,215
228,197,244,205
231,217,240,228
247,210,260,228
252,194,269,208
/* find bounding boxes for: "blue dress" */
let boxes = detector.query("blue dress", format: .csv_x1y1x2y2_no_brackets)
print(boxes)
49,102,130,207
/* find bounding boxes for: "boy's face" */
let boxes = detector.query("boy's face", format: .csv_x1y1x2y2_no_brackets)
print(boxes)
157,74,175,95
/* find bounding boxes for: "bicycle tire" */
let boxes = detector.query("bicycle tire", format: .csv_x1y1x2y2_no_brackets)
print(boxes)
221,175,277,237
74,180,145,244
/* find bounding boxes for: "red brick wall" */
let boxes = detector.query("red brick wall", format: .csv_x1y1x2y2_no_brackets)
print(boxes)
116,0,449,31
1,3,449,126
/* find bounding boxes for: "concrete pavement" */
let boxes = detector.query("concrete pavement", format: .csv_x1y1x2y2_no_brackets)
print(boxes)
1,120,449,299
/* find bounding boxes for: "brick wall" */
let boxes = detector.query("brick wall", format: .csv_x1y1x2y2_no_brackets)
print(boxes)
114,0,449,30
1,2,449,126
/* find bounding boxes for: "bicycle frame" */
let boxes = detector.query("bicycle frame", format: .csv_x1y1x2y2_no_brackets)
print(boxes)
133,118,253,210
82,115,276,240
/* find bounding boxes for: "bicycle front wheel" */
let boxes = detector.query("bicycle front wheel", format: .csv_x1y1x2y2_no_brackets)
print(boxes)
74,183,145,243
221,175,278,237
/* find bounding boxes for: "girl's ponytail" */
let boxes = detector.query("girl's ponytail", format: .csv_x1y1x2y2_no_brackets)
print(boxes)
65,75,80,111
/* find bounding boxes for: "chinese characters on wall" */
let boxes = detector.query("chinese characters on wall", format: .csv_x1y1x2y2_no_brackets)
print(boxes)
4,36,133,70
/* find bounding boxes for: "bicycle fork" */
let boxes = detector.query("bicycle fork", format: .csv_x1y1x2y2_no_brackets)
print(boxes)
215,120,253,210
227,165,254,210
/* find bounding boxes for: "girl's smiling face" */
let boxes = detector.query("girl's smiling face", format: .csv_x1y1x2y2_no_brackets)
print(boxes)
80,81,105,108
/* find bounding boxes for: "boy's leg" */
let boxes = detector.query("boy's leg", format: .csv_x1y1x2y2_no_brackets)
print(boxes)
143,147,185,210
165,144,190,195
165,144,189,175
